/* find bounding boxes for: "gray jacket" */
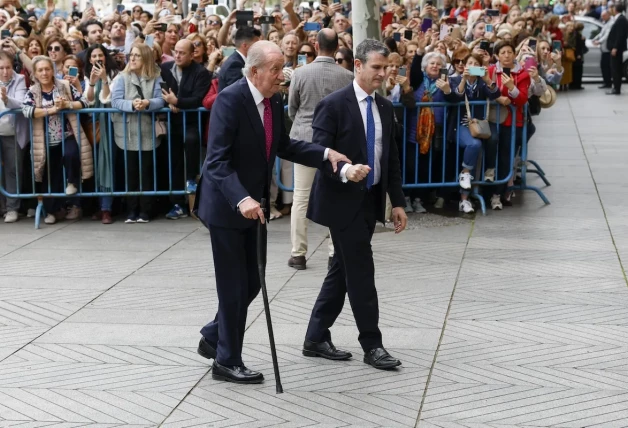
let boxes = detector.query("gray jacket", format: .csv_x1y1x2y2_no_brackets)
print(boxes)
1,72,28,148
288,56,354,142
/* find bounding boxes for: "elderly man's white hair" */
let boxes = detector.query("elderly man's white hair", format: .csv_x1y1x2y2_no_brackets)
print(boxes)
242,40,283,78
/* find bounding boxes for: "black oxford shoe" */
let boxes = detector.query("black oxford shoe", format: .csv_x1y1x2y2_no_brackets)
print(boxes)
211,361,264,384
364,348,402,370
303,339,352,360
197,337,217,360
288,256,306,270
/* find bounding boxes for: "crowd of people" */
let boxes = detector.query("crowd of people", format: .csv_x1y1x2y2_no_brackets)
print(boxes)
0,0,623,233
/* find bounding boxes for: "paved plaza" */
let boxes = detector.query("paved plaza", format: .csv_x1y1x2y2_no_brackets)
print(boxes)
1,89,628,427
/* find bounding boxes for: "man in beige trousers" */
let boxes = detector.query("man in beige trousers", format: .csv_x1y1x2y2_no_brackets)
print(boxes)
287,29,354,271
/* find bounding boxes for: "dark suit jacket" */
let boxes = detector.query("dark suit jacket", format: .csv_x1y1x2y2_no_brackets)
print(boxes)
307,84,406,229
197,77,327,229
608,14,628,52
160,61,212,125
218,52,245,92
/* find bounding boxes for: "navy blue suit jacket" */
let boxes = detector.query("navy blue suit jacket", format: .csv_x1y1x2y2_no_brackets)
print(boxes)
218,53,246,92
197,78,327,229
306,84,406,229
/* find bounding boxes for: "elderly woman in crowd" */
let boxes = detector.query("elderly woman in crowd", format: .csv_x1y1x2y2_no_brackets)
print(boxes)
22,55,91,225
111,44,165,224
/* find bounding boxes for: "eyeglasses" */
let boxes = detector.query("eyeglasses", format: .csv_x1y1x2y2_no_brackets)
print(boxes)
208,20,221,25
193,41,203,48
47,45,62,52
335,57,345,63
452,58,464,65
299,51,314,57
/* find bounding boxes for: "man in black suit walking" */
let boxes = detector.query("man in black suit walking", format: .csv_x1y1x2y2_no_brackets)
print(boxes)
218,26,260,92
303,39,408,370
607,4,627,95
195,41,349,384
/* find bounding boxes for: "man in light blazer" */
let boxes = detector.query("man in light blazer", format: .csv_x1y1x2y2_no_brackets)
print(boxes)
287,29,355,272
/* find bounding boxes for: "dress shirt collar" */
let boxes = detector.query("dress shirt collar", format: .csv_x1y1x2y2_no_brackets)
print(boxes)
353,79,376,103
246,77,265,106
237,49,246,61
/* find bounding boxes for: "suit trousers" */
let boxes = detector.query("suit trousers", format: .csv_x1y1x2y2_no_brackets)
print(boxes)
611,52,624,93
291,163,334,258
305,187,383,352
200,224,261,366
601,51,612,86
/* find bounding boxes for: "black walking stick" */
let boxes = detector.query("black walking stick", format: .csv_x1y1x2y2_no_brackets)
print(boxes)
257,198,284,394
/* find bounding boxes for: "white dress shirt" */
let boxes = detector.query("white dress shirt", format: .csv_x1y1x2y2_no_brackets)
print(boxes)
340,80,383,185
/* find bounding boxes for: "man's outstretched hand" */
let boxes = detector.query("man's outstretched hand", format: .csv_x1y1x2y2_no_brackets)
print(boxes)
327,149,351,172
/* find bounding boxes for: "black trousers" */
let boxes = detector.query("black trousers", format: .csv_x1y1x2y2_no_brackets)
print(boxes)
39,137,80,214
601,51,612,87
200,224,261,366
305,187,383,352
571,59,584,88
168,126,201,205
611,52,624,93
125,150,154,216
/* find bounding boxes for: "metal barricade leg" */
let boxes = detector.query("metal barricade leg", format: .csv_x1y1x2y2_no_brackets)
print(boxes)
527,160,547,177
35,197,44,230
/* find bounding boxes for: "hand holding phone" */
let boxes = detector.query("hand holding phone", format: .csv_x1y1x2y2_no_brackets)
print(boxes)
297,54,307,66
398,67,407,77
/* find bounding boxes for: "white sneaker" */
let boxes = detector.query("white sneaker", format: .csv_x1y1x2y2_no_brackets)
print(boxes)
412,198,427,213
27,208,35,218
44,213,56,224
66,183,78,195
459,200,475,214
459,172,473,190
484,168,495,183
434,197,445,209
270,206,282,220
404,196,413,213
4,211,18,223
491,194,503,210
66,206,82,220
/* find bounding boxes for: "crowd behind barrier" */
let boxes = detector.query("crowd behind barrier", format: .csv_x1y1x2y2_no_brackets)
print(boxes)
0,99,551,228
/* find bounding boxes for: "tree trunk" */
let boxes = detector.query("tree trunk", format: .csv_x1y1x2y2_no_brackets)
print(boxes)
351,0,382,51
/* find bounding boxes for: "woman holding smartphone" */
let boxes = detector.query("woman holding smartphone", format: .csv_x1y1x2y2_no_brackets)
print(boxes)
450,53,500,214
85,45,119,224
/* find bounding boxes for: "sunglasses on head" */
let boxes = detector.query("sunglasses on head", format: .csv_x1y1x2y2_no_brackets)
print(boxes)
48,45,62,52
335,57,344,63
299,51,314,57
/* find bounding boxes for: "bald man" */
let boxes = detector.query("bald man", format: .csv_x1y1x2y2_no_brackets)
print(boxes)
160,39,212,219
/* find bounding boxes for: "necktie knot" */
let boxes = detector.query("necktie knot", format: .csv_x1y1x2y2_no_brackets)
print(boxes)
366,95,373,105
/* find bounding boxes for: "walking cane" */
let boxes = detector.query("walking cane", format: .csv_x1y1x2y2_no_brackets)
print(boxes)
257,198,284,394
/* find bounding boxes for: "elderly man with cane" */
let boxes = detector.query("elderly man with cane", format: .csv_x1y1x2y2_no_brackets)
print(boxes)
194,40,350,385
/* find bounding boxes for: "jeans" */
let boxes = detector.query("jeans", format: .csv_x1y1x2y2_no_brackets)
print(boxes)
458,125,482,171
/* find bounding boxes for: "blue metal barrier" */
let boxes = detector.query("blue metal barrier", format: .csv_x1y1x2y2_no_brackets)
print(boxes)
276,100,551,215
0,107,209,229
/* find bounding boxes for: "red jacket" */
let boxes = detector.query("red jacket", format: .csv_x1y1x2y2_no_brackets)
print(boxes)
489,63,530,128
201,78,219,145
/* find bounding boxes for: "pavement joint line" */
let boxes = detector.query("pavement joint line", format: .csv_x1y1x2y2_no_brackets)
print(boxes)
0,223,203,365
157,229,327,426
414,217,475,427
567,94,628,289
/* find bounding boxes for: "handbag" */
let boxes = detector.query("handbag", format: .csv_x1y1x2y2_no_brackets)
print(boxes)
465,95,491,139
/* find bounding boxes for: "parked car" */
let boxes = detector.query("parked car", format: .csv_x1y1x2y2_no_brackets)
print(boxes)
574,15,628,81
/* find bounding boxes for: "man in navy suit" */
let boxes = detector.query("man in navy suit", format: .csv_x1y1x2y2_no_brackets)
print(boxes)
218,26,260,92
303,39,408,370
195,41,350,384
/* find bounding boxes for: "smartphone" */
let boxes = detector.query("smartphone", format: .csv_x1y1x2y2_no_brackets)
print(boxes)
398,66,407,77
440,25,450,40
523,56,538,71
333,0,340,3
528,39,537,50
171,14,182,24
304,22,321,31
552,40,562,51
381,12,393,31
145,34,155,47
68,66,78,77
235,10,254,26
191,3,198,11
479,40,490,51
468,66,485,76
446,17,457,24
420,17,432,33
260,15,274,24
486,9,499,16
404,30,413,40
485,24,493,32
320,0,328,5
97,60,103,67
439,67,448,80
502,67,511,76
160,82,169,92
221,46,236,57
156,23,168,32
393,32,401,42
297,54,307,66
116,4,125,13
0,30,9,40
425,0,433,5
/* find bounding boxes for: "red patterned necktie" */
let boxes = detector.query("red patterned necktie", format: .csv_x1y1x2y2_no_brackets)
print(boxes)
262,98,272,161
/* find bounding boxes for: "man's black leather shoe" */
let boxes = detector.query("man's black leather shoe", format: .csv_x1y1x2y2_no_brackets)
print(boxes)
197,337,217,360
606,90,620,95
364,348,402,370
211,361,264,384
599,84,611,89
303,339,352,360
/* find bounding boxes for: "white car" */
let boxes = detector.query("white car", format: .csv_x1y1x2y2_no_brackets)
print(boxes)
574,15,628,81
